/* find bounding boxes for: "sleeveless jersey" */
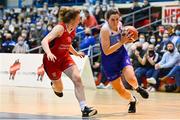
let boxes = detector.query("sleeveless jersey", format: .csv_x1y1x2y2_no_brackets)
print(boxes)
49,22,75,58
100,21,131,81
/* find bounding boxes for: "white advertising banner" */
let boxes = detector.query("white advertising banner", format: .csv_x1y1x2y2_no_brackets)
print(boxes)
0,53,96,89
162,6,180,25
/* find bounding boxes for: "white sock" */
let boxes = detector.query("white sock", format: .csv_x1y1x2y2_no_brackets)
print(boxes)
79,101,87,111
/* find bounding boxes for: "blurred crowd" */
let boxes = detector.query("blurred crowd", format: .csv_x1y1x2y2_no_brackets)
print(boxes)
0,0,179,92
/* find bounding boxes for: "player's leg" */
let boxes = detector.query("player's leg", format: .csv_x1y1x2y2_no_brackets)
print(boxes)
111,77,137,113
64,65,97,117
51,79,63,97
122,65,149,99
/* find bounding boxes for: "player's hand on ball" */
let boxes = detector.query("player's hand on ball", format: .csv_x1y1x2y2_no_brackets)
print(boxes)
123,26,138,43
47,52,57,62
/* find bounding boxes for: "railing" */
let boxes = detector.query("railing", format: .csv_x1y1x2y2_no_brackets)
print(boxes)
27,6,178,65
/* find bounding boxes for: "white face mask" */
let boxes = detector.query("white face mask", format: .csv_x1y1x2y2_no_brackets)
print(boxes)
47,27,52,31
150,38,156,43
163,38,168,41
139,38,145,43
18,41,24,45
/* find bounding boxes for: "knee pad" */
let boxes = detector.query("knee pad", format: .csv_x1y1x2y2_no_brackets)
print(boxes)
54,91,63,97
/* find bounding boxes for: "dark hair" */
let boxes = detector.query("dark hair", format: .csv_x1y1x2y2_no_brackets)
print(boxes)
166,41,174,46
105,8,120,20
59,7,80,23
165,41,175,50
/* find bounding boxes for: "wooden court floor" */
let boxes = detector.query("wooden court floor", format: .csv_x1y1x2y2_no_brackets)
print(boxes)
0,86,180,120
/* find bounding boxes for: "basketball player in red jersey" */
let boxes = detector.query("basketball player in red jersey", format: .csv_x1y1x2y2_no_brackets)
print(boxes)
41,8,97,117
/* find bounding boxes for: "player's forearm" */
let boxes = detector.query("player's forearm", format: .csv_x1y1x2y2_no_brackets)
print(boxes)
69,45,78,56
41,40,52,54
103,42,123,55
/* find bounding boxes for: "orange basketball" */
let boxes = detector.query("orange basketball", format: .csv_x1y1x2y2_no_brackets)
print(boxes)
123,26,139,42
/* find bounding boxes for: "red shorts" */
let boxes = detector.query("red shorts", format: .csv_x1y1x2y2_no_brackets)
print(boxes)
43,54,75,80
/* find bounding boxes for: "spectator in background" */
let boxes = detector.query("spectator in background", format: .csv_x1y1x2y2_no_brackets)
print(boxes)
147,42,179,89
83,9,99,35
131,0,141,12
148,34,157,46
76,21,85,41
155,25,165,44
174,25,180,47
165,25,176,41
160,58,180,92
131,42,146,70
0,4,4,20
156,33,169,56
1,33,16,53
83,9,98,28
94,5,105,25
142,0,150,8
12,36,29,53
79,28,96,55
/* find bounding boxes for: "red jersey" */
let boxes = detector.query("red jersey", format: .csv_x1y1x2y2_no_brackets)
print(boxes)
43,22,76,80
50,22,75,58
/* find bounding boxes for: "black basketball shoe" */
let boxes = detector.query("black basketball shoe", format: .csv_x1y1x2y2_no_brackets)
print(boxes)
136,87,149,99
82,106,97,117
128,96,137,113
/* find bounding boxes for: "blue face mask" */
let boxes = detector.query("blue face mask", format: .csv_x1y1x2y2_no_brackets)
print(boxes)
175,30,180,36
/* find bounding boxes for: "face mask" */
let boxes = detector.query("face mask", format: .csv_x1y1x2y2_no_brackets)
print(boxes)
163,38,168,41
149,50,154,57
168,49,174,53
150,38,156,43
37,26,41,30
48,27,52,31
136,47,142,51
85,33,91,36
175,30,180,36
18,41,24,46
6,38,11,41
139,38,145,43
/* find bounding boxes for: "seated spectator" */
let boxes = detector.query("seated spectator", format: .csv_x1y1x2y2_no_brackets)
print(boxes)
156,33,169,56
165,25,176,41
1,33,16,53
148,34,157,46
12,36,29,53
174,25,180,47
79,28,96,55
82,9,99,35
135,44,159,88
94,5,105,25
130,42,146,70
83,9,98,29
147,42,179,89
160,44,180,92
155,25,165,44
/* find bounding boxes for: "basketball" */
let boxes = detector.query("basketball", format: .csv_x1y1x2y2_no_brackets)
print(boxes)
123,26,139,42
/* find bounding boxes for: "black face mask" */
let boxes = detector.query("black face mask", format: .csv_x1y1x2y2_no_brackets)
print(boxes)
136,47,142,51
6,38,11,41
149,50,155,57
85,33,91,36
168,49,174,53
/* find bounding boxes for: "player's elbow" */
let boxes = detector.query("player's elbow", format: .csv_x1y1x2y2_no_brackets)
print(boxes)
103,50,111,55
41,39,46,46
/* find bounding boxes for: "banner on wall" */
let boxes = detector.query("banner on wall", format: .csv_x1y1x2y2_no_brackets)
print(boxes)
162,6,180,25
0,53,96,90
